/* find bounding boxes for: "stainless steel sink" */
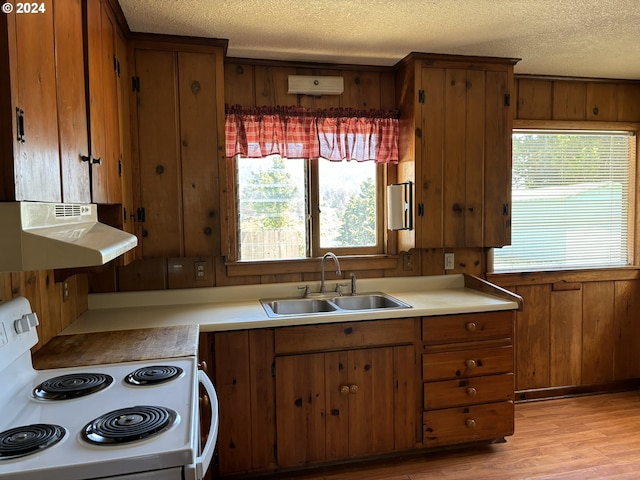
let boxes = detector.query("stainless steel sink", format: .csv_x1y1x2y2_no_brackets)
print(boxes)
262,298,337,316
332,293,410,310
260,292,411,317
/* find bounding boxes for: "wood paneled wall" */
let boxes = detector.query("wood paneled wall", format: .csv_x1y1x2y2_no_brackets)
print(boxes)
224,60,396,111
0,271,88,352
515,75,640,122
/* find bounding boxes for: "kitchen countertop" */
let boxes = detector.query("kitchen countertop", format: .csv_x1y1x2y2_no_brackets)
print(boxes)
33,325,199,369
61,274,522,335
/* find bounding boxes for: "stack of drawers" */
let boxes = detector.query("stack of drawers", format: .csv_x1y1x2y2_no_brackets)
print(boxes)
421,311,515,447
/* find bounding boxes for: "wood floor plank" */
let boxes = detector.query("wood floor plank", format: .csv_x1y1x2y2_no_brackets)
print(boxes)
279,391,640,480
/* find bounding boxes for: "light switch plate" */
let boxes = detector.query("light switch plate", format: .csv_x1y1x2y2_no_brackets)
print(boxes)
444,252,455,270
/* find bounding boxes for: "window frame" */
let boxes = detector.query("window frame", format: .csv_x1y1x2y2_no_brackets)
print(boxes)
224,155,391,267
490,120,640,274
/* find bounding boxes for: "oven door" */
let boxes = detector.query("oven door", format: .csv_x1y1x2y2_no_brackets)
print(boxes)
184,369,219,480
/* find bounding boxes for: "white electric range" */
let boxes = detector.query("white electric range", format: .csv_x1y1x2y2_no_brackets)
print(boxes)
0,296,218,480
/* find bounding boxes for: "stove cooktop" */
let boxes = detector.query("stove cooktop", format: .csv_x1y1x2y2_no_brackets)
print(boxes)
0,357,200,480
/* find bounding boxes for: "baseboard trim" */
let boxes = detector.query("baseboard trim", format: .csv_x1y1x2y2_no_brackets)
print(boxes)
515,379,640,403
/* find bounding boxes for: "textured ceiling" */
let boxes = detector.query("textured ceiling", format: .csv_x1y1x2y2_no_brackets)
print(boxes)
118,0,640,80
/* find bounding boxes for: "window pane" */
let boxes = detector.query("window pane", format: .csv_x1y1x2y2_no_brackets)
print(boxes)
318,159,377,248
494,131,634,272
236,156,307,261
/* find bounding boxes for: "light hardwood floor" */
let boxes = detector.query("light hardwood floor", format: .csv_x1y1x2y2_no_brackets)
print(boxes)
278,390,640,480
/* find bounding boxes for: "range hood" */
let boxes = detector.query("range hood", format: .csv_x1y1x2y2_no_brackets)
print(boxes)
0,202,137,272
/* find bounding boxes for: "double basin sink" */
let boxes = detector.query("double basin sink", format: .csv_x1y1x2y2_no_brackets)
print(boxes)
260,292,411,317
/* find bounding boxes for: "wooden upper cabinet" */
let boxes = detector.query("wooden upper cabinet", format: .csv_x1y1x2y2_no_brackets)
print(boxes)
395,53,517,250
131,42,225,258
54,0,91,203
0,0,62,202
85,0,122,204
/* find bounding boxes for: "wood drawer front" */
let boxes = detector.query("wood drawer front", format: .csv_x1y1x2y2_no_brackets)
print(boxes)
422,346,513,381
423,373,514,409
423,402,514,447
274,318,415,354
422,311,513,344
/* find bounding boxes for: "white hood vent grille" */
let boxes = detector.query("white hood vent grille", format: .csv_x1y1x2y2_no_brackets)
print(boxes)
55,204,84,218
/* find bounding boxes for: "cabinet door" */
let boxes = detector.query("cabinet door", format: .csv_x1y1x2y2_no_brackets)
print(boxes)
343,348,395,457
53,0,90,203
133,49,182,257
418,64,511,248
275,353,326,466
133,48,222,258
8,0,61,202
484,70,512,247
86,0,121,204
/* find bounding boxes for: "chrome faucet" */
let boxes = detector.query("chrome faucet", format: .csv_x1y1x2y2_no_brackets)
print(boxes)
320,252,341,294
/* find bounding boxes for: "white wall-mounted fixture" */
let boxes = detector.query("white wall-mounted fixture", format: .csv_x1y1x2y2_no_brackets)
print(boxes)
288,75,344,95
387,181,413,231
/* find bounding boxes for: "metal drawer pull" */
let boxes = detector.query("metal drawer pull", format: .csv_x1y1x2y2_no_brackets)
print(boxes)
349,384,359,394
466,387,477,397
466,418,476,428
465,322,477,332
465,359,477,369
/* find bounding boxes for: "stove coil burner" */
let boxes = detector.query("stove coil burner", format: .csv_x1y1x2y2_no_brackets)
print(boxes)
82,405,178,445
0,424,65,460
124,365,184,386
33,373,113,400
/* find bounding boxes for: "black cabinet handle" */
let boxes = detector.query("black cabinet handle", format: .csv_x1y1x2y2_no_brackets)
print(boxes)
16,108,25,143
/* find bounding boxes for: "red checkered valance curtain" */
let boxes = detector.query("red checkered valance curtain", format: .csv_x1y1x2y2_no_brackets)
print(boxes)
225,105,399,163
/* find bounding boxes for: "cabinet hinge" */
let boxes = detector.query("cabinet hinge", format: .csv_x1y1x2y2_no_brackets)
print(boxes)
118,159,122,177
116,59,121,78
123,207,127,224
132,76,140,92
113,55,117,73
271,363,276,378
504,93,511,107
137,207,146,222
418,203,425,217
273,444,278,460
418,89,425,104
502,203,510,216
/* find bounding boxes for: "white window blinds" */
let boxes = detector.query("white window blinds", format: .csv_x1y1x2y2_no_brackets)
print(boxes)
493,130,636,273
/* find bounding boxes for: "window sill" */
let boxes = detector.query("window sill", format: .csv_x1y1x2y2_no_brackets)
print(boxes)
487,266,640,287
225,255,400,277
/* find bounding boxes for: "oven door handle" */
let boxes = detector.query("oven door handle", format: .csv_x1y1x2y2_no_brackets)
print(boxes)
197,369,218,480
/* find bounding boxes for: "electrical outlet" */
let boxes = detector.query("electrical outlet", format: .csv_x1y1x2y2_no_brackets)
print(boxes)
444,252,455,270
194,261,207,281
62,281,69,302
402,253,413,271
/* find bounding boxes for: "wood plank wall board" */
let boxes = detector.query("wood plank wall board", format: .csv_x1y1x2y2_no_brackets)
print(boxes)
0,271,88,351
582,281,616,385
613,280,640,380
514,284,551,390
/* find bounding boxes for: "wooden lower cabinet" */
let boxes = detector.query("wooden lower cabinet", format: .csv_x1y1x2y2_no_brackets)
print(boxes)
207,311,516,477
275,345,414,466
421,311,515,447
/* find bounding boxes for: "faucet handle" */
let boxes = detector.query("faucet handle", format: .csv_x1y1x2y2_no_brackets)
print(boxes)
335,282,349,296
297,285,311,297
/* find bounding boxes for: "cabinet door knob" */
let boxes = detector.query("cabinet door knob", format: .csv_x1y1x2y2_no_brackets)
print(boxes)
465,359,477,369
466,387,477,397
340,385,350,395
465,322,477,332
349,384,359,394
466,418,476,429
